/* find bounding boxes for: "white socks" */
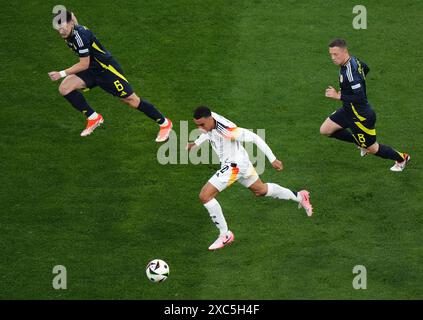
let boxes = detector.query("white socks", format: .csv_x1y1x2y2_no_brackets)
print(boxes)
88,112,98,120
265,183,300,202
204,198,228,236
203,185,298,237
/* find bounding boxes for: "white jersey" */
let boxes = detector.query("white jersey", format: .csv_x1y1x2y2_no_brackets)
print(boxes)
194,112,276,166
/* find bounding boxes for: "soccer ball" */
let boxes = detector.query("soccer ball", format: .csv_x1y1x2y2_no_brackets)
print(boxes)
146,259,169,283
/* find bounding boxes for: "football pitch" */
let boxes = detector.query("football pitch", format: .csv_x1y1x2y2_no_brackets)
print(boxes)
1,0,422,299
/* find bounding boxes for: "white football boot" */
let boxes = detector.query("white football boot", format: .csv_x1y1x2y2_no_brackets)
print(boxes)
208,231,235,251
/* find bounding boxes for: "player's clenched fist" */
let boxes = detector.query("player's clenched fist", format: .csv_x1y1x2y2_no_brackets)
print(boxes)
48,71,62,81
272,159,283,171
186,142,197,151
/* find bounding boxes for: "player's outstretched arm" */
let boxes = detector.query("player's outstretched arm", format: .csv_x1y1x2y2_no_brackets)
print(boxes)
186,133,208,151
64,56,90,75
48,56,90,81
235,128,282,170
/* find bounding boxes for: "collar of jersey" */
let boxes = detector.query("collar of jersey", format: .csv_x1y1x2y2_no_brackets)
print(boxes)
66,26,76,41
341,57,352,67
212,118,217,130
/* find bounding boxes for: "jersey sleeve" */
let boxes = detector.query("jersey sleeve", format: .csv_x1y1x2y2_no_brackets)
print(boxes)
234,128,277,163
73,30,91,57
194,133,208,146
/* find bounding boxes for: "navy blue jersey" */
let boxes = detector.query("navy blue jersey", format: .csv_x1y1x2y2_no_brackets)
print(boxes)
339,56,370,109
65,25,116,73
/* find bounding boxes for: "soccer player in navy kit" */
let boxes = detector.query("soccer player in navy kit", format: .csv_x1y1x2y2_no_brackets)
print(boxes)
48,10,172,141
320,39,410,172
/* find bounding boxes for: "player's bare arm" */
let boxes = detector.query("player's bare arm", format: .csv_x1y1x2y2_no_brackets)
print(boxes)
233,127,282,168
239,129,283,170
48,56,90,81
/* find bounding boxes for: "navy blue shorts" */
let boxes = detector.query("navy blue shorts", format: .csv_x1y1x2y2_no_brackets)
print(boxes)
329,105,377,148
76,62,134,99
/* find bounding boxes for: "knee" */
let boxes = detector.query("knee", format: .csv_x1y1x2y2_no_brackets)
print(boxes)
199,192,213,204
366,143,379,154
58,75,77,96
58,82,71,96
320,124,331,136
122,95,140,108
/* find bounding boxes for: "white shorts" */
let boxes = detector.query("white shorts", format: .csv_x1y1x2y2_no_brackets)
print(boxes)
208,161,259,192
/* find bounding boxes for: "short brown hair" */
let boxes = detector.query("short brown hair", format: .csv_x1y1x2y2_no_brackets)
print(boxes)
329,38,347,48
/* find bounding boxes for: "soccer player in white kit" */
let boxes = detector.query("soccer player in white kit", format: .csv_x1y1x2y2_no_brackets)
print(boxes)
187,106,313,251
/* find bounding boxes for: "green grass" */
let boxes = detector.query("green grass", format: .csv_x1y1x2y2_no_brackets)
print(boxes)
0,0,422,299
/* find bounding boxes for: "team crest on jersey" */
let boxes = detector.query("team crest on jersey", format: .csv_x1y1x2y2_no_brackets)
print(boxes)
339,74,344,83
